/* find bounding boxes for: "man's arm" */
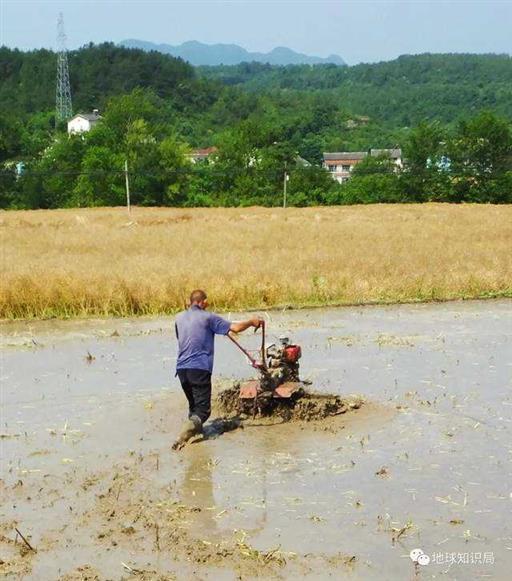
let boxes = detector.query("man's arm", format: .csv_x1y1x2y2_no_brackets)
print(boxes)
230,318,263,334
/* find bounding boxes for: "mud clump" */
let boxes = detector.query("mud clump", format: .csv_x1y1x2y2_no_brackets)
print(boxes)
291,392,362,421
215,384,241,416
215,383,363,422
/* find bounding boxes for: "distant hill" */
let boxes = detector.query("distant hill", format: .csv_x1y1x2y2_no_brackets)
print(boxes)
198,53,512,124
0,43,200,114
1,45,511,129
119,39,346,66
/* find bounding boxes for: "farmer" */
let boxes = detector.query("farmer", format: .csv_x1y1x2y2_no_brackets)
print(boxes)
172,289,262,449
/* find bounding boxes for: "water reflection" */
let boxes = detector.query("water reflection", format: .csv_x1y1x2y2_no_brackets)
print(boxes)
180,445,219,538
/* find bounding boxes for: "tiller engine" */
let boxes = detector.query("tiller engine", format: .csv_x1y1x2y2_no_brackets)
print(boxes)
228,321,305,414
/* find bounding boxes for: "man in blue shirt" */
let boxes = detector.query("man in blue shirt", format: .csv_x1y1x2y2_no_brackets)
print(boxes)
173,289,262,449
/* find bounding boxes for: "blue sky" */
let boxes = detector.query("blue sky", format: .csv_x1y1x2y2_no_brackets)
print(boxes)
1,0,510,64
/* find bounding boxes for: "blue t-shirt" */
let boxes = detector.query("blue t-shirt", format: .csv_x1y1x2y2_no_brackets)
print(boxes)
175,305,231,372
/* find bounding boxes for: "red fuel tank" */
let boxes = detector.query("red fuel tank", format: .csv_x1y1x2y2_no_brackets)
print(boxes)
283,344,302,363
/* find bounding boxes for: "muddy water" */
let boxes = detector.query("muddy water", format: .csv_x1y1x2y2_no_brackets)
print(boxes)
1,300,511,580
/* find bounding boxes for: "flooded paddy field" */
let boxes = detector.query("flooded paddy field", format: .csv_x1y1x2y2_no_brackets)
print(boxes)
1,300,511,580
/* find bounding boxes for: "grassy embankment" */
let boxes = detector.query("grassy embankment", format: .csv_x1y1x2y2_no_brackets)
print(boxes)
1,204,511,319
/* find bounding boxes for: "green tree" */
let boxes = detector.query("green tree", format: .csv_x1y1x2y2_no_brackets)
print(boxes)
0,168,18,208
71,146,125,206
210,122,270,204
19,112,55,159
18,135,85,208
339,174,404,204
0,116,23,162
352,154,396,176
158,136,193,206
298,135,324,166
401,121,451,201
102,88,165,143
124,118,162,205
448,111,512,202
287,165,339,206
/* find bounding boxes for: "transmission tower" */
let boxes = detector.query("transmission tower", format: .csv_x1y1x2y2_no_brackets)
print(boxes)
56,12,73,122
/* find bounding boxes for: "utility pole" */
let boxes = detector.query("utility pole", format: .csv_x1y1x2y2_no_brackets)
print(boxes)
56,13,73,122
283,163,288,208
124,160,131,215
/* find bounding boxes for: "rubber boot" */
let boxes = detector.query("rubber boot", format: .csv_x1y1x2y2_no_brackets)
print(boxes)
190,414,203,434
172,415,203,450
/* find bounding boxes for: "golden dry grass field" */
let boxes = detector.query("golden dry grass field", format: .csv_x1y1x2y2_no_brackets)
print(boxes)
1,204,511,318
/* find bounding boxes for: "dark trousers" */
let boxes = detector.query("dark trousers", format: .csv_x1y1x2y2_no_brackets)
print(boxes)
177,368,212,424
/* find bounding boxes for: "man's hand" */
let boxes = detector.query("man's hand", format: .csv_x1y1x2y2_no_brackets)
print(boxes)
251,317,264,329
230,317,264,334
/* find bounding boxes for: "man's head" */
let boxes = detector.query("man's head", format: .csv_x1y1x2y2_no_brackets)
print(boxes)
189,289,208,309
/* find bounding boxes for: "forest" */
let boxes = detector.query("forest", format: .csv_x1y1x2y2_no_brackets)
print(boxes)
1,43,511,207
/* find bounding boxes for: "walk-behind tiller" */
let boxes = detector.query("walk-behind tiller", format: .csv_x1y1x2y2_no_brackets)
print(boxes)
228,321,305,415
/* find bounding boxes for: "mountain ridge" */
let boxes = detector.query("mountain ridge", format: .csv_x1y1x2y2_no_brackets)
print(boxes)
119,39,346,66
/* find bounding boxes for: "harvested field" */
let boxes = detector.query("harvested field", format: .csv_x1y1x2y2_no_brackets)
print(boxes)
1,204,511,318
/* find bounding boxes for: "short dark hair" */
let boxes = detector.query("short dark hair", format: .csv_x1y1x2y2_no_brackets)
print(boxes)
190,289,207,304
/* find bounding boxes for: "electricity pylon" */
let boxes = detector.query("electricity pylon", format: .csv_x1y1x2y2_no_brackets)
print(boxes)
56,12,73,122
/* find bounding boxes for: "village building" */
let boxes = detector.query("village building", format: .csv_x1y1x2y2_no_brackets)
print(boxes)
322,148,403,183
67,110,102,135
370,148,403,170
186,146,218,164
322,151,367,183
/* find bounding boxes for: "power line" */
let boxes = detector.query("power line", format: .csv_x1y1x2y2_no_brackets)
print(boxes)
0,167,314,178
56,13,73,122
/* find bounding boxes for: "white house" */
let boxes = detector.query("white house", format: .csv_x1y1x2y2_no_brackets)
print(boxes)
323,148,403,183
322,152,368,183
67,110,102,135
